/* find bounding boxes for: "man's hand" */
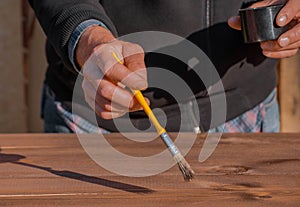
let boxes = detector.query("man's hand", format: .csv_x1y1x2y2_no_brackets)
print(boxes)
228,0,300,58
76,26,148,119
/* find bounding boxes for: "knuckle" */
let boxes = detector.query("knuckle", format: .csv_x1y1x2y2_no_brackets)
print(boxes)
100,85,114,99
127,43,144,55
132,43,144,52
92,44,105,56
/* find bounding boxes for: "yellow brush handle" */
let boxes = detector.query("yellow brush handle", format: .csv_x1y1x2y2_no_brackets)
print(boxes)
131,89,166,135
112,52,166,135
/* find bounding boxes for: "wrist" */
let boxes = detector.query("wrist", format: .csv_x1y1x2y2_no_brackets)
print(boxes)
75,26,115,67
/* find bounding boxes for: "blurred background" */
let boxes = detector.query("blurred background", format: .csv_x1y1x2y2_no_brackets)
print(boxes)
0,1,299,133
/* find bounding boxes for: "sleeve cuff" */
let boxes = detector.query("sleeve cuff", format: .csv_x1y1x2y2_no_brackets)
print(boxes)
68,19,109,74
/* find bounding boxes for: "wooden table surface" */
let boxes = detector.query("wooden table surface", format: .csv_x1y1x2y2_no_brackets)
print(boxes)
0,133,299,207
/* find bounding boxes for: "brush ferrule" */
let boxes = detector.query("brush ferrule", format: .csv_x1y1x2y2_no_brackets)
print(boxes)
161,132,180,156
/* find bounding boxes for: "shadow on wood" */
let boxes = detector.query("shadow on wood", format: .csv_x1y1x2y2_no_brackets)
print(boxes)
0,153,154,194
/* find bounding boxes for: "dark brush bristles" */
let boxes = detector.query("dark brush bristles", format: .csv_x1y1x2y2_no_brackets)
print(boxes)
173,154,194,181
160,132,194,181
177,159,194,181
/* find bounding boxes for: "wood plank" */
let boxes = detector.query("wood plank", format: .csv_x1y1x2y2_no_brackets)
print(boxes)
0,133,299,207
279,52,300,132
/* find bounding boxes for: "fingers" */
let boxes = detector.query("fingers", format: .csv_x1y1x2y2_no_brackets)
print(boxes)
86,95,127,119
228,16,242,30
98,79,136,109
83,77,134,109
277,0,300,26
261,39,300,51
248,0,300,59
83,79,126,112
227,0,281,31
260,22,300,58
82,77,145,119
81,39,149,120
92,42,147,90
249,0,281,8
123,43,148,89
278,23,300,47
261,38,300,58
263,48,299,58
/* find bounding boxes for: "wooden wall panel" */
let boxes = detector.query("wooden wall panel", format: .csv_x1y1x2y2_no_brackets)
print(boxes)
0,0,27,132
279,52,300,132
27,20,47,132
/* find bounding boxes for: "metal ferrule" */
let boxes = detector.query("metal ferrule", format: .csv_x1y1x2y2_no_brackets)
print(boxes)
160,132,180,157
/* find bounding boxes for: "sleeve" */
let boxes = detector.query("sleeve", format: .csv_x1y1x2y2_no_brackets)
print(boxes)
28,0,118,71
68,19,108,73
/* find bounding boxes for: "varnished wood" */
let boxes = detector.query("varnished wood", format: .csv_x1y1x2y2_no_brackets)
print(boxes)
0,133,299,207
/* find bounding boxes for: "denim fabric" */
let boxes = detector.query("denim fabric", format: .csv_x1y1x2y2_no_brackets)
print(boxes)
262,89,280,132
41,85,72,133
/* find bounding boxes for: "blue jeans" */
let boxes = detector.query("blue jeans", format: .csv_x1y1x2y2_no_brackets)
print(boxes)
41,85,72,133
261,88,280,132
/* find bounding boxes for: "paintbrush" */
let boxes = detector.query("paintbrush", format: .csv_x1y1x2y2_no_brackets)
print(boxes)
112,52,194,181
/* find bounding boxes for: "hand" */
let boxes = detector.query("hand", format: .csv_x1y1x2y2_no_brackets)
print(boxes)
228,0,300,58
76,26,148,119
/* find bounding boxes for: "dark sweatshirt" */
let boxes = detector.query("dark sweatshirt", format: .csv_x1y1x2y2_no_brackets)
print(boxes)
29,0,278,132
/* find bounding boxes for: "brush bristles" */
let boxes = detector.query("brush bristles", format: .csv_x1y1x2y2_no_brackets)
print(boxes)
159,132,194,181
174,154,194,181
178,159,194,181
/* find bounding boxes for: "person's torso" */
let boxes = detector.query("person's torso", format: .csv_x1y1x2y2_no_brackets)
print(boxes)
45,0,278,131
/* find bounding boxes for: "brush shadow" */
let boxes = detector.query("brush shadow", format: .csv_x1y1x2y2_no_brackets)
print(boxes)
0,153,154,194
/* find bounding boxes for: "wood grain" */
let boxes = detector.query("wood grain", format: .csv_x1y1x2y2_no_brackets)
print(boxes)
0,133,299,207
279,52,300,132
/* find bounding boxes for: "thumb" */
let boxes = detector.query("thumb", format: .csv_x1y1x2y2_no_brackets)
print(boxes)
228,16,242,30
